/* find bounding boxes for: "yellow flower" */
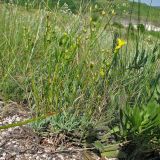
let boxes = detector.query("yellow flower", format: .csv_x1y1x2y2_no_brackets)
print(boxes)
114,38,126,52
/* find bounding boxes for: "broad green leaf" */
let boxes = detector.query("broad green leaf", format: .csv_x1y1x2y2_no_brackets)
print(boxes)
102,150,126,158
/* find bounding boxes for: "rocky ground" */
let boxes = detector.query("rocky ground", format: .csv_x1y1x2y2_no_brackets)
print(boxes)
0,101,117,160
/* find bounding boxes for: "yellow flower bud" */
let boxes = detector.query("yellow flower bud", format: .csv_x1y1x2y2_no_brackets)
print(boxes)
112,10,116,16
101,11,106,16
100,68,105,77
95,4,98,9
83,29,87,33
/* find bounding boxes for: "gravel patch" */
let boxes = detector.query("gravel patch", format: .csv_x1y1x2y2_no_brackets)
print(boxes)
0,101,112,160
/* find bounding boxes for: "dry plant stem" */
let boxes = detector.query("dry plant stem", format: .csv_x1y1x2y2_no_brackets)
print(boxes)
25,12,44,73
51,147,95,154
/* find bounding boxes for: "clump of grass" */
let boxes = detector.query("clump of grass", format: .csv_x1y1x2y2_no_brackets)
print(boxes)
0,1,116,127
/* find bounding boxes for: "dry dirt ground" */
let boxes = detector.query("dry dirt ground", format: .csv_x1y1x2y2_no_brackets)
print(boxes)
0,101,117,160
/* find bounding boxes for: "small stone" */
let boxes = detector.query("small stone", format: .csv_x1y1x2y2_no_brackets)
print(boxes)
16,117,21,121
0,140,5,147
2,152,6,157
36,155,40,160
